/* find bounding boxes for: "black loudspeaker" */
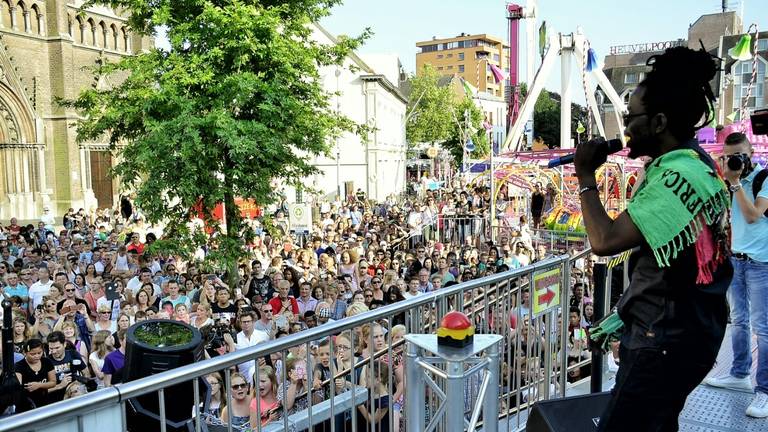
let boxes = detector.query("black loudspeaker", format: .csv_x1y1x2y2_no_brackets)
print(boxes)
752,109,768,135
124,320,206,432
527,392,612,432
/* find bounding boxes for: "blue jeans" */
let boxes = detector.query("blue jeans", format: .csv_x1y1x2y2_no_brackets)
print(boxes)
729,257,768,394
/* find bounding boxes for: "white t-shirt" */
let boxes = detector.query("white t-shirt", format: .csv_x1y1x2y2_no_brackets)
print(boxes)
236,329,270,383
41,213,55,228
89,351,107,387
28,280,53,308
403,291,421,300
126,277,160,296
407,211,423,236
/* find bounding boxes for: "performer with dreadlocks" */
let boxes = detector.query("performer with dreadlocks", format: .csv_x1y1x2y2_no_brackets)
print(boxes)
574,46,733,430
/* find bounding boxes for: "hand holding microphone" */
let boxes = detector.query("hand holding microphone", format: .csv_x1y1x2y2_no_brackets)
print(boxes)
548,138,624,178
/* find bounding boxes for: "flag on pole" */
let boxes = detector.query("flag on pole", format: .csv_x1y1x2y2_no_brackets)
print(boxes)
539,21,547,58
461,78,477,96
586,48,598,72
726,111,739,123
489,63,507,84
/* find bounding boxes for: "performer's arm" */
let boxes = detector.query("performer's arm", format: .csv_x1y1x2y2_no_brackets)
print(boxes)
577,174,643,255
575,139,644,256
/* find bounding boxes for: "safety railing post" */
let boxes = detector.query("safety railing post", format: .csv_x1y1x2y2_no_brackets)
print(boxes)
590,261,608,394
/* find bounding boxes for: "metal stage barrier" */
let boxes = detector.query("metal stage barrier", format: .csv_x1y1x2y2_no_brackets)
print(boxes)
1,251,598,432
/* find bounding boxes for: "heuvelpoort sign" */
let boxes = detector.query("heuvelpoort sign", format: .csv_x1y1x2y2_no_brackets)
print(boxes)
609,39,686,55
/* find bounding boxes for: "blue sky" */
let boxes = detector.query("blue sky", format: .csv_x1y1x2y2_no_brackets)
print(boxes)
321,0,768,95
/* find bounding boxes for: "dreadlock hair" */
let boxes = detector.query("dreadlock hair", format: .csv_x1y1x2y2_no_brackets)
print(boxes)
639,45,718,143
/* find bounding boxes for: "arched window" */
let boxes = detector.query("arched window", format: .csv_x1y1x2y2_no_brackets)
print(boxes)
30,3,40,35
98,21,106,47
110,23,118,50
120,26,128,51
0,0,11,28
14,0,25,31
75,16,83,43
87,18,96,45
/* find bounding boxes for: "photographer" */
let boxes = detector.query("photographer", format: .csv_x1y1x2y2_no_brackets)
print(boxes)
705,132,768,418
55,282,90,315
45,331,88,403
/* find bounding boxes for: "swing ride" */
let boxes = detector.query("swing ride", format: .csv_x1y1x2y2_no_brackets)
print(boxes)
465,2,766,238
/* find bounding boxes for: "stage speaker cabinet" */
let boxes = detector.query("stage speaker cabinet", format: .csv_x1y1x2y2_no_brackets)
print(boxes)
527,392,611,432
124,319,207,432
752,109,768,135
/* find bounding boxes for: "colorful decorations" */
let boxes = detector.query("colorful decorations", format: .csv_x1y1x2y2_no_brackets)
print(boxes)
437,311,475,348
465,139,476,152
543,206,585,234
538,21,548,58
489,63,507,84
586,48,598,72
461,78,477,97
729,34,753,61
738,25,760,131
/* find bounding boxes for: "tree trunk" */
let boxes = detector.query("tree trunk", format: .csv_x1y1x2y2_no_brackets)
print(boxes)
222,152,241,290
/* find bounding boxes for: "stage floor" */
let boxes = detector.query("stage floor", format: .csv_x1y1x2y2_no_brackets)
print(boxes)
509,326,766,431
679,327,765,432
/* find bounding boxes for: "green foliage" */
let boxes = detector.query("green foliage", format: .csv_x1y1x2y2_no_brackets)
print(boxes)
62,0,369,275
133,321,194,348
442,97,489,167
405,65,455,146
532,89,588,148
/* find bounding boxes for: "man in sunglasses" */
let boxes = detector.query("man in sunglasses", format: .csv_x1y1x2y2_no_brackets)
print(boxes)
56,282,90,315
574,47,732,430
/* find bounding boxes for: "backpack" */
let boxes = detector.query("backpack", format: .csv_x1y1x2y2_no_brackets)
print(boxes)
753,169,768,217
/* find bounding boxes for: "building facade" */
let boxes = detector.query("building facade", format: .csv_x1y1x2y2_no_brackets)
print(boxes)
416,33,509,98
599,11,743,139
718,31,768,124
303,25,407,202
0,0,151,221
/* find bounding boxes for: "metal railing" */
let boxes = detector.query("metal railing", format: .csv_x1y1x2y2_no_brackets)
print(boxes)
1,252,594,432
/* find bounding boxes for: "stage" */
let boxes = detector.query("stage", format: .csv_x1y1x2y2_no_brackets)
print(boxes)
507,327,765,431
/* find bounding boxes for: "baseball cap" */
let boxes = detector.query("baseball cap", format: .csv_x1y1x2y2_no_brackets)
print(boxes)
318,308,331,318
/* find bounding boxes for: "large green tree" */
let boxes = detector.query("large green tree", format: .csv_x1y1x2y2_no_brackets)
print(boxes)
64,1,368,277
532,89,589,148
442,96,489,167
405,65,455,148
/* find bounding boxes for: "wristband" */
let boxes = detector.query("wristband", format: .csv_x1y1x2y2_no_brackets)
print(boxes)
729,183,742,193
579,185,598,196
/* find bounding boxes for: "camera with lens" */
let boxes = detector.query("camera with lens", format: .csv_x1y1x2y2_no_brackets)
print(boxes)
726,153,752,173
202,322,233,349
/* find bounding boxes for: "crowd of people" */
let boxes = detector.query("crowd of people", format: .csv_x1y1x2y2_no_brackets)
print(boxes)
0,178,597,430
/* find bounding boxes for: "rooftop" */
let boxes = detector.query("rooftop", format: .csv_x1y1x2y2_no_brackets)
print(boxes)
416,33,506,47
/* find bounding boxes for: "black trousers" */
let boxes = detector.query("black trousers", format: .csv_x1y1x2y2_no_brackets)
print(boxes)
598,343,715,432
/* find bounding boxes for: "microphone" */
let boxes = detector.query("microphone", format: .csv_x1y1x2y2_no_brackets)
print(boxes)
547,139,624,169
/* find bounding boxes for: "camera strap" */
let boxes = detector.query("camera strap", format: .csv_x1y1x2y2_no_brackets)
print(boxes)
753,169,768,217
